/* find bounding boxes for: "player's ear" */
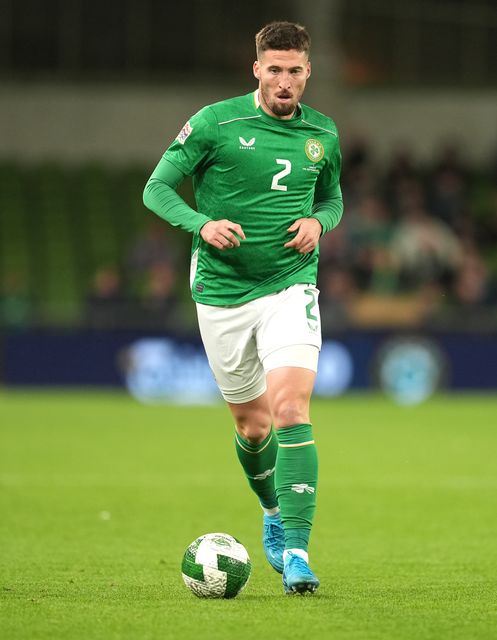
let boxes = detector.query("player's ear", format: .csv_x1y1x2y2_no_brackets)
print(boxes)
253,60,260,80
306,61,311,79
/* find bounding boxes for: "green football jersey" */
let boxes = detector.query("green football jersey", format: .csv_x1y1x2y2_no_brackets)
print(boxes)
164,90,342,306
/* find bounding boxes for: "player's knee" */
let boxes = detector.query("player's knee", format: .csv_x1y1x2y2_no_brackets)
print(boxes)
236,422,271,444
272,398,309,429
234,412,272,444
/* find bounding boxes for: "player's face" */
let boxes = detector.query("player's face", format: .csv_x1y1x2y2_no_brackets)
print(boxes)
253,49,311,119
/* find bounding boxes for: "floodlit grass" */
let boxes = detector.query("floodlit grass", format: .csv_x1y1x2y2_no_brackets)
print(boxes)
1,391,496,640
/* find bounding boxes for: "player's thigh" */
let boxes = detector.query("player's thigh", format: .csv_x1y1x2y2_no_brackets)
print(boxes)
255,284,321,427
256,283,322,365
265,357,317,428
196,301,266,404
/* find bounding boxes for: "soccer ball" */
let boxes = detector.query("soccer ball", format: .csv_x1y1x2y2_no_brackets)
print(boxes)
181,532,251,599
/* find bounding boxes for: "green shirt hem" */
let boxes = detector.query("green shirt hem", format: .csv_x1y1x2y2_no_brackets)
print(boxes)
192,274,317,307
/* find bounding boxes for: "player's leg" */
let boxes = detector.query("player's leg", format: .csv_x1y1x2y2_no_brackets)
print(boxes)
266,365,317,545
265,362,320,593
228,394,278,512
227,395,284,573
256,284,322,593
196,301,284,572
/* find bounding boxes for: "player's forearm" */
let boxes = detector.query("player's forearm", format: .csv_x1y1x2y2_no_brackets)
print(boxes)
143,179,210,234
143,158,211,234
311,190,343,235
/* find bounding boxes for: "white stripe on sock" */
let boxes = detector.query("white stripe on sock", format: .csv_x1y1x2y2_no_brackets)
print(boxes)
278,440,315,448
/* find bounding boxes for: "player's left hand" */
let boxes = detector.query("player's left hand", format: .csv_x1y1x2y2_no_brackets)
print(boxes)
284,218,322,254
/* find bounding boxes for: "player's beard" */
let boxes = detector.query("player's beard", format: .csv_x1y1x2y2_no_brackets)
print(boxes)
260,86,298,118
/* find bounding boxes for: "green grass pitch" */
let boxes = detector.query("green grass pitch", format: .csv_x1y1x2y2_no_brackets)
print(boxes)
1,391,496,640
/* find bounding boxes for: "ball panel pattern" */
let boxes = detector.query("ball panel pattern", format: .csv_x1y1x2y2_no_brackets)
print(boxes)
181,532,251,599
216,554,251,598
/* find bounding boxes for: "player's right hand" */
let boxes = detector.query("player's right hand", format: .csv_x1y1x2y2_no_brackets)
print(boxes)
200,219,246,250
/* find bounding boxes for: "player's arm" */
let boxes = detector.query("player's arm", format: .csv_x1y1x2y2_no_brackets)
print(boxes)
310,182,343,235
143,106,245,249
284,183,342,254
143,160,245,248
310,140,343,235
143,157,210,234
285,137,343,254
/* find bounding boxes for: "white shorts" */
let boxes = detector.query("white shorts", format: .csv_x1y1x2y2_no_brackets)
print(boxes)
196,284,321,404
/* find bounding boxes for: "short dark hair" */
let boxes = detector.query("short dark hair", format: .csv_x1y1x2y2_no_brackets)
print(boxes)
255,21,311,58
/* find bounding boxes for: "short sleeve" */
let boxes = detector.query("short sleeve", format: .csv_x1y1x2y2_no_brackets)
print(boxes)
163,106,218,177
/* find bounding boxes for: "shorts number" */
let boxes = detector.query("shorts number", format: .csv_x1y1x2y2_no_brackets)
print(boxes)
304,289,318,323
271,159,292,192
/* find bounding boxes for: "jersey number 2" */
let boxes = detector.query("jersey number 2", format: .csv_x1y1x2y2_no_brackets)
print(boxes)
271,159,292,192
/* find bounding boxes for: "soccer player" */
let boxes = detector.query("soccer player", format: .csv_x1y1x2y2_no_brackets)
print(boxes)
143,21,343,594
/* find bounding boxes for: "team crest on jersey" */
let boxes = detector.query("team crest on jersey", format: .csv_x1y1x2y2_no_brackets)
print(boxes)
176,121,193,144
305,138,324,163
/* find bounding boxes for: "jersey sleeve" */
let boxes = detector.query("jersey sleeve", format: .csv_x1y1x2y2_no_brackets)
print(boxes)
163,106,218,176
311,135,343,234
143,158,212,234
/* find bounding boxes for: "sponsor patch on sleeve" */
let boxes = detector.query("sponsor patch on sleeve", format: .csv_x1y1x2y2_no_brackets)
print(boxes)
176,121,193,144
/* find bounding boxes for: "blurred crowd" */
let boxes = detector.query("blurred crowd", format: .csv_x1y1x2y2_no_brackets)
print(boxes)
2,141,496,333
318,139,497,331
84,217,186,332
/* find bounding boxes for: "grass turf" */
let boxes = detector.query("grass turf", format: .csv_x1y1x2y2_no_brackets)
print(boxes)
0,391,496,640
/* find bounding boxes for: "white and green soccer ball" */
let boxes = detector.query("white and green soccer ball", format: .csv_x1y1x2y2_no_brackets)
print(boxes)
181,533,251,599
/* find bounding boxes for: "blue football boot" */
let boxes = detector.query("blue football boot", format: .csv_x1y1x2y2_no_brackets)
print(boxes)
262,512,285,574
282,551,320,594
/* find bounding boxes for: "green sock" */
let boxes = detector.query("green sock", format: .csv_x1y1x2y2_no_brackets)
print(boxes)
234,429,278,510
275,423,318,552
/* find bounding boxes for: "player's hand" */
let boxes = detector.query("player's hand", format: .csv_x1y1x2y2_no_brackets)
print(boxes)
284,218,322,254
200,219,246,250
